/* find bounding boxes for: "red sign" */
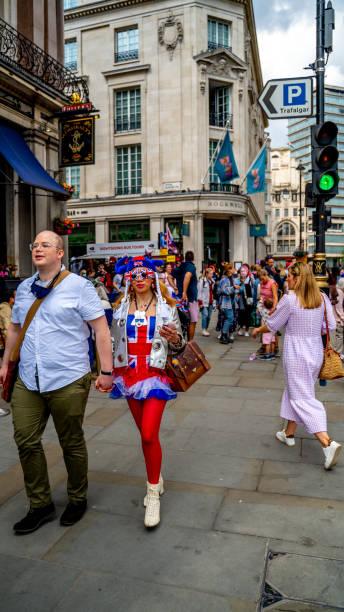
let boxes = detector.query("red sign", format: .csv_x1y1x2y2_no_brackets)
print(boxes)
61,102,91,113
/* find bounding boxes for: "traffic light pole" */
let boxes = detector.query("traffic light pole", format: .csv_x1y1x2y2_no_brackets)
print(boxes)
313,0,328,290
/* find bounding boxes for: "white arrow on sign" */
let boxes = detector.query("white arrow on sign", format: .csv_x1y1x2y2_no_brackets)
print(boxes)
258,77,313,120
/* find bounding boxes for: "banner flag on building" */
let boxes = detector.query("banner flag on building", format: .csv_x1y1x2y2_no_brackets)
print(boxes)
246,146,266,194
166,223,178,254
214,132,239,183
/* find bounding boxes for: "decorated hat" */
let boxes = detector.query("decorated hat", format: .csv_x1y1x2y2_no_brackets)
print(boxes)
115,255,164,275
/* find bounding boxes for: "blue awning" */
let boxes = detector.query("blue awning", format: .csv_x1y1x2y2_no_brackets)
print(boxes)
0,124,68,198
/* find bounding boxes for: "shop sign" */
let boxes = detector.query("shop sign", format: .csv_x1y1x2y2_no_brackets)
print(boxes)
207,200,244,212
159,248,168,256
87,241,157,258
166,255,176,262
59,116,95,167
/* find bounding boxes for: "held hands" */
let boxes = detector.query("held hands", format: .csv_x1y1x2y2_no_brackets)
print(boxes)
94,373,113,393
182,292,188,303
159,322,179,344
0,365,8,388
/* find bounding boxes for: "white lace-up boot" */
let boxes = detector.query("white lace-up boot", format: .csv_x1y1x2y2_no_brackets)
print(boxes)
144,474,164,507
144,482,161,528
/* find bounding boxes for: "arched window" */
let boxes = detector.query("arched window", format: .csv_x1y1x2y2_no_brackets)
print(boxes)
276,222,296,252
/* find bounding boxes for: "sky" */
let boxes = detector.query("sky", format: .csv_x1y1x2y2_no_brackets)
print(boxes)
252,0,344,147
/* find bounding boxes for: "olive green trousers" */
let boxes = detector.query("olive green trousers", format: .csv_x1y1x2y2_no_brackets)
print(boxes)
11,374,91,508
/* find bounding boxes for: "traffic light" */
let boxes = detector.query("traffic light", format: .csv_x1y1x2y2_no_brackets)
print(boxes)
312,207,332,232
305,182,316,207
311,121,339,200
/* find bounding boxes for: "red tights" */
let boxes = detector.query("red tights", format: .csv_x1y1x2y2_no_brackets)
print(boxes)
127,398,166,484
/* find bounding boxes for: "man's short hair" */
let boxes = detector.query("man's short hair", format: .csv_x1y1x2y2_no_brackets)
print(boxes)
185,251,194,262
53,233,64,250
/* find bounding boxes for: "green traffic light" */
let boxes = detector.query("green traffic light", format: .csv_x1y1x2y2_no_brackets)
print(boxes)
319,173,335,191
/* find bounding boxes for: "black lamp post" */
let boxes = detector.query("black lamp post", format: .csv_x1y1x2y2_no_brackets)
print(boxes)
297,161,305,249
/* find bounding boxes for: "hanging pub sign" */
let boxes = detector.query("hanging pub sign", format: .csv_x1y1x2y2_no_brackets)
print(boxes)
59,116,95,167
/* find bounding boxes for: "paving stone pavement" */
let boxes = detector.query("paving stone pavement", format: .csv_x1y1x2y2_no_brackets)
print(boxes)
0,322,344,611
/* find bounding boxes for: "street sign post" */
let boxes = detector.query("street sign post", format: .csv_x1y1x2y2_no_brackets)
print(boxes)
258,77,313,120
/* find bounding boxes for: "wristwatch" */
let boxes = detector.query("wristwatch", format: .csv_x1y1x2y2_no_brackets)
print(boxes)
100,370,112,376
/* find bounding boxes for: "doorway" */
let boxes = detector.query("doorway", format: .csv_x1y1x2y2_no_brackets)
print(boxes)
203,218,229,266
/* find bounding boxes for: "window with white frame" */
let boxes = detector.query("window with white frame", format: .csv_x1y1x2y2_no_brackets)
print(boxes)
65,166,80,199
64,39,77,70
208,19,231,51
116,145,141,195
209,85,231,127
115,27,139,63
276,222,296,252
115,88,141,132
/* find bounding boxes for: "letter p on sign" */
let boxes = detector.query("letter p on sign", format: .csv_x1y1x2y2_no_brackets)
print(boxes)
283,83,306,106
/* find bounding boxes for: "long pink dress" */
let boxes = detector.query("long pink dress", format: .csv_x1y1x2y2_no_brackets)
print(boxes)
267,292,336,433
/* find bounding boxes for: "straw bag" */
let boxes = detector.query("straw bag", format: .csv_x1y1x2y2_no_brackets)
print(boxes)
318,296,344,381
165,340,211,392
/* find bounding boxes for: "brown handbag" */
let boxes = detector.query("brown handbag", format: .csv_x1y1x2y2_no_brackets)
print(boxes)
165,340,211,392
1,270,71,403
319,295,344,381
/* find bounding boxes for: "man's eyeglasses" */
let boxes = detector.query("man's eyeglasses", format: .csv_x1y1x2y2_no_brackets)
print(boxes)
29,243,61,252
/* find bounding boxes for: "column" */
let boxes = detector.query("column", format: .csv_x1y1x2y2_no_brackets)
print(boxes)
232,215,248,265
150,215,163,246
95,219,108,244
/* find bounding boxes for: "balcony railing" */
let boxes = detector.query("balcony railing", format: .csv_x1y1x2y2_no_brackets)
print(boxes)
208,41,232,53
0,18,89,102
115,118,141,132
209,182,239,194
209,112,233,128
115,49,139,63
115,185,141,196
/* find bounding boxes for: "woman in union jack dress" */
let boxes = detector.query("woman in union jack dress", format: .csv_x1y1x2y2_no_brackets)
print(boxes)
110,256,185,528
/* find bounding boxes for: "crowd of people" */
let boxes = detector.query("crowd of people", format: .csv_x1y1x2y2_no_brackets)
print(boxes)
0,234,343,534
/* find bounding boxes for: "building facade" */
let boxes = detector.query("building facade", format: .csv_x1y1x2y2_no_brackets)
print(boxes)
269,147,306,261
288,85,344,268
64,0,268,270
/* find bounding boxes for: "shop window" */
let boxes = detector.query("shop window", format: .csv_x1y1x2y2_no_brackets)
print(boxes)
109,219,149,242
68,221,95,258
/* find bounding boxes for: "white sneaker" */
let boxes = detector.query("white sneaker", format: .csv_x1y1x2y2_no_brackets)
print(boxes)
144,474,164,507
217,333,222,339
238,329,243,336
229,333,234,341
244,331,250,337
202,329,210,336
144,482,161,528
0,407,10,417
276,429,296,447
323,441,342,470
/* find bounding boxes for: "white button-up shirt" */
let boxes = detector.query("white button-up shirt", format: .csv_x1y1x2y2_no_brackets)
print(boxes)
11,271,104,392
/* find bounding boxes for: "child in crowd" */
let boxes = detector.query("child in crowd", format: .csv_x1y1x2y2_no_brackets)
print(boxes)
256,297,275,360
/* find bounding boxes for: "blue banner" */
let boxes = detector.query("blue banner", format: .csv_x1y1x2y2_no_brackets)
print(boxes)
214,132,239,183
246,147,266,194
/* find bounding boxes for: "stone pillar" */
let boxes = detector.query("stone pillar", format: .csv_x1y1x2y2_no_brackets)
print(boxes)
183,213,203,273
95,219,108,244
232,216,248,265
150,215,163,246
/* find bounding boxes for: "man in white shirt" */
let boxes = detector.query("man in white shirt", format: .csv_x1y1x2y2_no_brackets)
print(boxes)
0,231,113,534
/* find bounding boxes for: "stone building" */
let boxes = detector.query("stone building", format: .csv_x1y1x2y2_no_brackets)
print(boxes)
269,147,307,261
64,0,268,269
0,0,87,277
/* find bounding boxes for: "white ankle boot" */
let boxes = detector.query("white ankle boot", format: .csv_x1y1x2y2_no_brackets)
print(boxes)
144,474,164,507
144,482,161,528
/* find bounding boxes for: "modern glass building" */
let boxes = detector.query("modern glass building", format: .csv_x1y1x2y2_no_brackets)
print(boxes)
288,85,344,267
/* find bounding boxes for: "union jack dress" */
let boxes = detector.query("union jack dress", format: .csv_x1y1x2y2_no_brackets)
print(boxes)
110,315,177,401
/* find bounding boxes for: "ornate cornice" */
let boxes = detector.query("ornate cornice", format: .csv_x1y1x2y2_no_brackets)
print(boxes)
64,0,151,21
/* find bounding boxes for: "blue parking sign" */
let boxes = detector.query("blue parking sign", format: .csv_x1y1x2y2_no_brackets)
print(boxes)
283,83,306,106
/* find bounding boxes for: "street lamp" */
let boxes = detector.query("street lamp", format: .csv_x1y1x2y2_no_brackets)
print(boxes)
297,161,305,249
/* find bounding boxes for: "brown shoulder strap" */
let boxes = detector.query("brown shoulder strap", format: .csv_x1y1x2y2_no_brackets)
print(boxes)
321,294,330,352
10,269,71,361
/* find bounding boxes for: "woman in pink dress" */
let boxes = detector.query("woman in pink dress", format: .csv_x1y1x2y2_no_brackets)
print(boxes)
253,262,341,470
